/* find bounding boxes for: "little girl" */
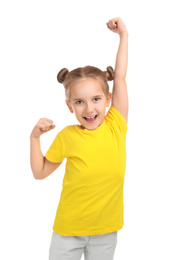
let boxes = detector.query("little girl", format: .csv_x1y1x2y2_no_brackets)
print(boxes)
30,17,128,260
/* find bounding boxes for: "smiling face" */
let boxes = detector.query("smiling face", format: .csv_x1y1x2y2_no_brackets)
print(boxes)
66,77,112,130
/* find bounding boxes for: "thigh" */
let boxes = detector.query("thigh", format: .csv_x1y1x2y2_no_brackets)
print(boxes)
49,231,87,260
84,231,117,260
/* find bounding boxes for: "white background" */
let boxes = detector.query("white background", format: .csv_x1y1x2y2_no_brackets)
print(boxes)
1,0,173,259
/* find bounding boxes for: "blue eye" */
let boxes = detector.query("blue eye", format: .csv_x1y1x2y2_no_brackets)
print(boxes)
94,98,101,101
76,100,83,104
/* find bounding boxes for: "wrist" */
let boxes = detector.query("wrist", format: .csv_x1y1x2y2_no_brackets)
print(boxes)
30,134,41,140
119,31,128,37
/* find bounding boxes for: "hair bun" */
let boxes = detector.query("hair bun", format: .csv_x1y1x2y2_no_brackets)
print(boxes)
57,68,69,83
106,66,114,81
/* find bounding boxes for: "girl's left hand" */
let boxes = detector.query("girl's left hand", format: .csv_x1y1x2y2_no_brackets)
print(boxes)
106,17,128,35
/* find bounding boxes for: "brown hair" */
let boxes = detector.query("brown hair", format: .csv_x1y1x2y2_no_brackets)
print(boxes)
57,65,114,101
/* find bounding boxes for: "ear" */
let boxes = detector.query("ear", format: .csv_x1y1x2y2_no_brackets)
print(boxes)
106,92,112,107
66,101,74,113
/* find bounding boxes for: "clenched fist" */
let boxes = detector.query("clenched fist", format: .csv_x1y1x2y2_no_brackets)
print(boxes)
30,118,56,138
106,17,128,35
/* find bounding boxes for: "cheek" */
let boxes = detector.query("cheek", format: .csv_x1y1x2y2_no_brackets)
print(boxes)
73,106,83,115
98,101,107,110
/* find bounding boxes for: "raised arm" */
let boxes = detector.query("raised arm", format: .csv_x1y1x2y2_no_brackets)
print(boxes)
30,118,62,180
106,17,129,123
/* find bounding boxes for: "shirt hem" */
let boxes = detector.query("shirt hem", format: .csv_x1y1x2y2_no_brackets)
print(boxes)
52,224,124,236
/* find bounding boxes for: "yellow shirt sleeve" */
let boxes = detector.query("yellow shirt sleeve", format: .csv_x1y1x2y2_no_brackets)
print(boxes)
105,105,128,138
45,134,64,163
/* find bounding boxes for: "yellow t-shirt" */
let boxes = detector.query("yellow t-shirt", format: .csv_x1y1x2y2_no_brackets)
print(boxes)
45,105,128,236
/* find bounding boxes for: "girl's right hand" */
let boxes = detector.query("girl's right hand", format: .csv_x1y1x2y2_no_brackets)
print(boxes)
30,118,56,138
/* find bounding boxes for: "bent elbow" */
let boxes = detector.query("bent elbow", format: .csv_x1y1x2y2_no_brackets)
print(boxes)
32,171,44,180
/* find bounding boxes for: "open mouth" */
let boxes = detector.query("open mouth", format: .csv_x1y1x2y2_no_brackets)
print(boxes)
83,115,98,123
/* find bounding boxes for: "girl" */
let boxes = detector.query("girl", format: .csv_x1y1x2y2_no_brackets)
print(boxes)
30,17,128,260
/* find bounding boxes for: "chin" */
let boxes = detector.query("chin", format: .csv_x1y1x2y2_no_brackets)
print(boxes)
83,122,101,130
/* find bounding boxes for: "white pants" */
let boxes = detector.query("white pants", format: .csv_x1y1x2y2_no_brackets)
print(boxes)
49,230,117,260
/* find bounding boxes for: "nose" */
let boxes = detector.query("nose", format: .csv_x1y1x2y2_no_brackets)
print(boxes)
84,102,94,115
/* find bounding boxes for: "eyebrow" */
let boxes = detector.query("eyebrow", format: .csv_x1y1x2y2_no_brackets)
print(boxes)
73,95,103,101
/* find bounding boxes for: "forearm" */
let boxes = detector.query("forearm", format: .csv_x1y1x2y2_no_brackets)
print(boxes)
30,137,45,179
114,32,128,79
